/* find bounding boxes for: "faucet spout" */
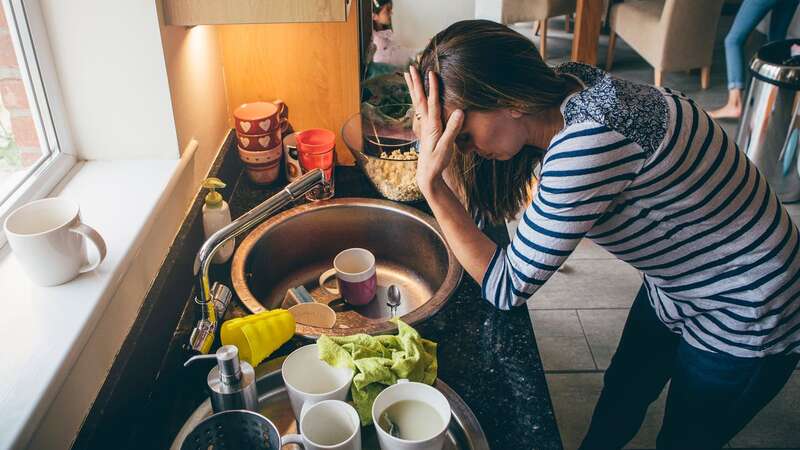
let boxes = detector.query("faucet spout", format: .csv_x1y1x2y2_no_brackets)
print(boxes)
189,168,326,353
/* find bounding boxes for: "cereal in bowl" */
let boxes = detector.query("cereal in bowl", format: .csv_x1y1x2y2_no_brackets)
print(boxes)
362,149,423,202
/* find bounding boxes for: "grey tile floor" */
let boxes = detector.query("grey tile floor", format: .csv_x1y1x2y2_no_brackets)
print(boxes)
512,14,800,450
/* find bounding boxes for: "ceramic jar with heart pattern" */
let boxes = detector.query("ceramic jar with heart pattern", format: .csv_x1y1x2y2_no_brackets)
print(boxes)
234,101,287,184
238,145,282,184
234,101,281,135
237,128,282,151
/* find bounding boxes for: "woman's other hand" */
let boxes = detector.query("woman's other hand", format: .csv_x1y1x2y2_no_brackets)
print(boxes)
404,66,464,195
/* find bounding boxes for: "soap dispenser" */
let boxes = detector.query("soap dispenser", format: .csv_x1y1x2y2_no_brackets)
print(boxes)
201,177,234,264
184,345,258,413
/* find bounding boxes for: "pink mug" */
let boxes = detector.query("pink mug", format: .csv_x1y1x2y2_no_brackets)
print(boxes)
319,248,377,305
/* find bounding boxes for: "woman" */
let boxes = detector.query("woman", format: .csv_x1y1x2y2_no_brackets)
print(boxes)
405,20,800,449
710,0,799,119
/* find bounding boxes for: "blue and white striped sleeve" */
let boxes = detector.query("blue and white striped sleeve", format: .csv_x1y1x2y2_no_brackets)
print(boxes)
481,122,647,310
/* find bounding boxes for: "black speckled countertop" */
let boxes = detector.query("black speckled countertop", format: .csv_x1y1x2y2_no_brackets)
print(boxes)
226,166,562,450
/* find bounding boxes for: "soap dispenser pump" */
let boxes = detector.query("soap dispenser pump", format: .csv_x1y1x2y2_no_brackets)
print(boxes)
201,177,234,264
184,345,258,413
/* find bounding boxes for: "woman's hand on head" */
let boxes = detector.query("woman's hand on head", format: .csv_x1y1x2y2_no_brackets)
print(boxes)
404,66,464,195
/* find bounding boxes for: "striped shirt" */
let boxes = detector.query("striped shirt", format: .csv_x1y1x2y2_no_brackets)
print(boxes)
482,63,800,358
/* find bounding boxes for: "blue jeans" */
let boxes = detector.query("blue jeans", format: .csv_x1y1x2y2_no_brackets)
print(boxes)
578,285,800,450
725,0,799,89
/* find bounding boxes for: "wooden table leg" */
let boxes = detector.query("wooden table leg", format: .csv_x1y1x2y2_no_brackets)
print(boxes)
701,66,711,90
571,0,603,65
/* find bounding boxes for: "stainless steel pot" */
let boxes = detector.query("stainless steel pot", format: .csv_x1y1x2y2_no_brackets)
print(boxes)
737,39,800,203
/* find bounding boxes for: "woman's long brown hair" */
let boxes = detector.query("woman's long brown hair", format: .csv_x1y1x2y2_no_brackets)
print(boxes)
417,20,571,225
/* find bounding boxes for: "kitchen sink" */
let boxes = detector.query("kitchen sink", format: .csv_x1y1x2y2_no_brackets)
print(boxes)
231,198,463,337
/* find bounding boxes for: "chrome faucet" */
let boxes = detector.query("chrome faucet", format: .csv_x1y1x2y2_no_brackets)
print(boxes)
189,168,326,353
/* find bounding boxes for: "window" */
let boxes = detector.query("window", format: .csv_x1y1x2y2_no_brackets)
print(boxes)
0,0,74,244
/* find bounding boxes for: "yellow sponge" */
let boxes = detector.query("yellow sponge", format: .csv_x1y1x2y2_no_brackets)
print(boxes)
221,309,296,367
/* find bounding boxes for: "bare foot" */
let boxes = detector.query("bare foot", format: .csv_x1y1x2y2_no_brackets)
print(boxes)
710,89,743,119
709,103,742,119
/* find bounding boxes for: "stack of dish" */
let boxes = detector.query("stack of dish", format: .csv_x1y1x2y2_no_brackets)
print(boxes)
234,102,284,184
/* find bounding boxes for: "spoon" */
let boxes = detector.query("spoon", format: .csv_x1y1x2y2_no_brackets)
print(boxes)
387,285,401,318
381,411,401,438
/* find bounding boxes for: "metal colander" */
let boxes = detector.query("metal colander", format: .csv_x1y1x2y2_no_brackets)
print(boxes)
180,410,280,450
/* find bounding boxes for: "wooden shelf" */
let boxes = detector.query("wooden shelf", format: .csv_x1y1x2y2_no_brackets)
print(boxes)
163,0,352,26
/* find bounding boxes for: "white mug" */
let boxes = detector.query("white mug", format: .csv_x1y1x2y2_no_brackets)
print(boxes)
4,197,107,286
282,344,354,421
283,400,362,450
284,132,302,182
372,380,452,450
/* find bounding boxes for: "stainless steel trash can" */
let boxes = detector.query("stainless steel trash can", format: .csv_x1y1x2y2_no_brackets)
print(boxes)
737,39,800,203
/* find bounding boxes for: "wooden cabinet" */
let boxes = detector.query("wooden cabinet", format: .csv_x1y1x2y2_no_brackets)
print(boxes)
163,0,352,26
217,16,360,165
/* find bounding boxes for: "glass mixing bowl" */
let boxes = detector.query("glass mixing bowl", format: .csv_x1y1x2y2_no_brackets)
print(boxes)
341,104,423,203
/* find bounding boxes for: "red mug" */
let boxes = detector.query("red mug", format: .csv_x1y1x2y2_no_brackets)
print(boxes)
237,128,282,151
319,248,377,306
233,101,280,135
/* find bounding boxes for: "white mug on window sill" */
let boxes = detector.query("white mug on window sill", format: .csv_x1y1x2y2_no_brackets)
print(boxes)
3,197,107,286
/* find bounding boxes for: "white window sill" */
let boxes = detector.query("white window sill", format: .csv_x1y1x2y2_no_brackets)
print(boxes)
0,157,186,449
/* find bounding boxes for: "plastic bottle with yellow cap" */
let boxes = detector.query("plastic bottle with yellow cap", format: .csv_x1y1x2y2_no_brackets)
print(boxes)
202,177,234,264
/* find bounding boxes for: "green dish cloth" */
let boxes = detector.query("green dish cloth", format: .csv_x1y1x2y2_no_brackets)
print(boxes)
317,318,437,425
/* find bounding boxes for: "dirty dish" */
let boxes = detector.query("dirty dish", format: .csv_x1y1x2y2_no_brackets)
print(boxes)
372,379,452,450
319,248,377,306
234,101,280,135
170,357,489,450
282,344,354,421
288,302,337,328
237,128,282,151
220,309,295,367
283,132,302,182
297,128,336,200
291,400,361,450
238,145,282,185
341,105,423,203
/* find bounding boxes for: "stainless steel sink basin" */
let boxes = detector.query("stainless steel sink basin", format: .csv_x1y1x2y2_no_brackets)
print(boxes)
231,198,462,337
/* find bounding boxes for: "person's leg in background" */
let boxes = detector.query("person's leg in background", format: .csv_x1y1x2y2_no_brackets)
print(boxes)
767,0,800,42
578,286,680,450
655,340,800,449
710,0,779,119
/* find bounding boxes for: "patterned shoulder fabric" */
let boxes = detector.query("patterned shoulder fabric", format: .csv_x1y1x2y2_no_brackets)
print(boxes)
555,62,668,156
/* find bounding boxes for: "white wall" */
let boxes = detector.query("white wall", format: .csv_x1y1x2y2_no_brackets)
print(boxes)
38,0,179,160
26,2,231,448
159,22,231,183
474,0,503,23
391,0,475,52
